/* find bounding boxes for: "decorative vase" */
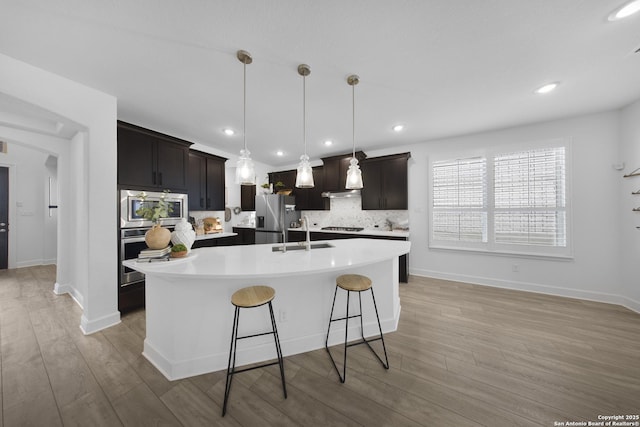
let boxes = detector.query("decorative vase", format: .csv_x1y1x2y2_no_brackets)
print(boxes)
145,224,171,250
171,218,196,252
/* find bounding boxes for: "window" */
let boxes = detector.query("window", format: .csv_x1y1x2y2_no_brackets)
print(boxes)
430,143,570,257
432,157,487,243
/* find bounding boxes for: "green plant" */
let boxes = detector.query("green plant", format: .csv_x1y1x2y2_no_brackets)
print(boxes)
171,243,187,252
261,183,270,189
135,190,173,224
275,181,285,188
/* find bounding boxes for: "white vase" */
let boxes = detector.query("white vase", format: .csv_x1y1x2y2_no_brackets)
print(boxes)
171,218,196,252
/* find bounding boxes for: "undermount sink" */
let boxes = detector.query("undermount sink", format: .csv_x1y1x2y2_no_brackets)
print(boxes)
272,242,334,252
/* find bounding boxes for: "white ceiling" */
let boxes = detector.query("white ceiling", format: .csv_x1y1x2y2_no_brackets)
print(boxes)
1,0,639,167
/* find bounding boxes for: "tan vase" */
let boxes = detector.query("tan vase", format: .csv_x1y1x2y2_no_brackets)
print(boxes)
145,224,171,250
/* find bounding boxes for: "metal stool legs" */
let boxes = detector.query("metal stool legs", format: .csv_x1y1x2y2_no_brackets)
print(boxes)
222,301,287,416
325,285,389,383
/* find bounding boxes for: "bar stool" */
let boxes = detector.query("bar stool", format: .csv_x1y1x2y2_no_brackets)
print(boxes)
325,274,389,383
222,285,287,416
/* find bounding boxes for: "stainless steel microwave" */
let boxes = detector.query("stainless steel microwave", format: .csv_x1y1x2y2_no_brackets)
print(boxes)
120,189,188,228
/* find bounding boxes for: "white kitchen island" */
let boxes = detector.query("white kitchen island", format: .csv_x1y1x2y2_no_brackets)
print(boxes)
123,238,411,380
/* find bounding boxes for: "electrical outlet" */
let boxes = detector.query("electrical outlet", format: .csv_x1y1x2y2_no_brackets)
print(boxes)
512,264,519,273
279,309,288,322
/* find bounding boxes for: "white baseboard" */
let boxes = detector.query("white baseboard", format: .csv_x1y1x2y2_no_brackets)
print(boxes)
53,282,84,308
80,311,121,335
16,259,46,268
410,268,640,314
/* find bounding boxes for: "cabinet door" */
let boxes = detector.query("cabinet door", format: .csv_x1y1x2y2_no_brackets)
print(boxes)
322,158,341,192
382,156,408,209
361,161,383,209
206,157,225,210
361,153,409,210
156,141,189,190
187,153,206,211
305,166,327,210
118,128,156,187
240,185,256,211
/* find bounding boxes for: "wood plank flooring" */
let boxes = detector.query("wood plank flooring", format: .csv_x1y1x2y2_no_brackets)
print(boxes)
1,265,638,426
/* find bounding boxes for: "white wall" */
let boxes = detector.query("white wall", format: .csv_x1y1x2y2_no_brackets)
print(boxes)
0,143,53,267
0,53,119,334
367,110,637,311
619,99,640,307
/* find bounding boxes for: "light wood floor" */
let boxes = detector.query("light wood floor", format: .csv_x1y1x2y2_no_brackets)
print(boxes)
1,265,639,426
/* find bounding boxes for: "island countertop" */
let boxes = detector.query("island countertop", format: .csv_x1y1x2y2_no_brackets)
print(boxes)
124,238,410,280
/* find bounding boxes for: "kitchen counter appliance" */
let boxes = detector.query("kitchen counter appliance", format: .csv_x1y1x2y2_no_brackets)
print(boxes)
255,194,299,244
321,226,364,232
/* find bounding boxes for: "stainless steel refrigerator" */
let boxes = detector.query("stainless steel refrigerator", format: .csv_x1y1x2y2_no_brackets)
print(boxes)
255,194,299,244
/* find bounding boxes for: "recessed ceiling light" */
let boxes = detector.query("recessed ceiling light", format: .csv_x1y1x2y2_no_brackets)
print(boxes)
276,150,284,156
534,82,559,94
392,124,404,132
324,140,333,146
223,128,235,136
609,0,640,21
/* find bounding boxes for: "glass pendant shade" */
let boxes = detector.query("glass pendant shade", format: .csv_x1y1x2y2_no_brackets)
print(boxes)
235,148,255,185
345,157,363,189
295,154,314,188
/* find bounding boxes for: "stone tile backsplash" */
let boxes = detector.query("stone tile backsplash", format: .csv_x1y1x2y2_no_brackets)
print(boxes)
301,196,409,231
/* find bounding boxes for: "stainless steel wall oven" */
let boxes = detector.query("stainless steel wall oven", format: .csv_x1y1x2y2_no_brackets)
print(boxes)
119,190,189,306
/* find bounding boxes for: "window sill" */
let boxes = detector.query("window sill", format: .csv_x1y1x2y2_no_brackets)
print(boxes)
428,244,574,261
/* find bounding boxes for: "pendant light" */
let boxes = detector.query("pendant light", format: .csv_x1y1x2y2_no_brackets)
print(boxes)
295,64,314,188
345,74,363,189
235,50,256,185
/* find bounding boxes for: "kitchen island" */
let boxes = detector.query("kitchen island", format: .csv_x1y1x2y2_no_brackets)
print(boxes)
123,238,411,380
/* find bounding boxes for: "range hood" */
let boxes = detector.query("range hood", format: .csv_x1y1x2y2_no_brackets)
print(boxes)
321,189,361,199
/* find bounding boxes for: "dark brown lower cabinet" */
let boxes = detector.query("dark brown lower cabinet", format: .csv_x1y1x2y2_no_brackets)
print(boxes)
288,230,409,283
232,227,256,245
192,235,237,249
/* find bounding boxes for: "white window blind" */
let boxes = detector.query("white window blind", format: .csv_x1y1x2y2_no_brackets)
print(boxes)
432,157,487,242
430,143,570,256
493,147,566,247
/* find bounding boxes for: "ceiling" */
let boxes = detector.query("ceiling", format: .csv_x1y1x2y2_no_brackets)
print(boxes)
1,0,639,167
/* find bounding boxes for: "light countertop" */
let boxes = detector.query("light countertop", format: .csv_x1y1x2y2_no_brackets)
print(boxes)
124,238,410,280
289,227,410,239
194,232,237,240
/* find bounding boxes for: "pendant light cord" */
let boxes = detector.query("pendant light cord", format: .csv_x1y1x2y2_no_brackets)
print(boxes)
303,73,307,156
243,60,247,152
352,81,355,158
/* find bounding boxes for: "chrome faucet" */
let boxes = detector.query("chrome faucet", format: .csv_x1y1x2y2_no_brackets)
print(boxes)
303,215,311,251
281,208,287,253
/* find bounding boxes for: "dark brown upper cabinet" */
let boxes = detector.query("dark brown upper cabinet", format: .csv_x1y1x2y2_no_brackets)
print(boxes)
268,167,328,211
321,151,367,192
294,166,328,210
187,150,227,211
117,121,191,192
240,184,256,211
361,152,411,210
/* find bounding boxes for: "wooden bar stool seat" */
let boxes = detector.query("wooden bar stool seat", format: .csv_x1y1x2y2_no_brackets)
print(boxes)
325,274,389,383
222,285,287,416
